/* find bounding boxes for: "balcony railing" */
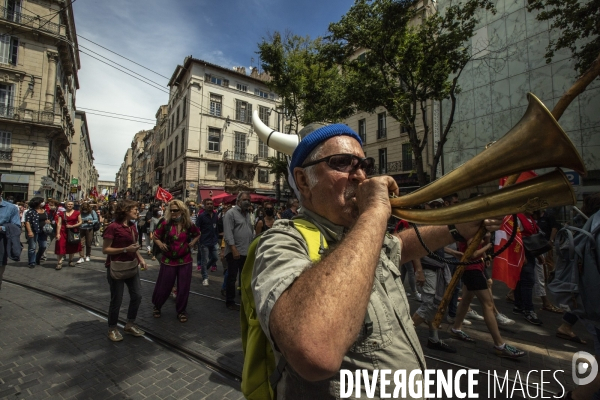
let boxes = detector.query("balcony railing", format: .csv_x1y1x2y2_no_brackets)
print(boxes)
0,5,62,35
0,148,12,161
0,105,55,125
223,150,258,163
377,128,387,139
153,158,164,170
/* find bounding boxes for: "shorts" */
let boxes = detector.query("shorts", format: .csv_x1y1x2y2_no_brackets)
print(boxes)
462,269,488,291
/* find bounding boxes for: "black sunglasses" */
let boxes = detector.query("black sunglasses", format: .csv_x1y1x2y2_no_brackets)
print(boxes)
302,154,375,175
170,209,181,212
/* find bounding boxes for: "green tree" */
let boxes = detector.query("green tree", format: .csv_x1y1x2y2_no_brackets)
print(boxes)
326,0,494,185
257,31,356,133
527,0,600,120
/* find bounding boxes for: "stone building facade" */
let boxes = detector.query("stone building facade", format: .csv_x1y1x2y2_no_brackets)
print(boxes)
0,0,81,201
72,111,96,199
163,57,279,201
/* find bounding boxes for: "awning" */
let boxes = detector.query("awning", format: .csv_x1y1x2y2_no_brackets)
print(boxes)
199,188,227,201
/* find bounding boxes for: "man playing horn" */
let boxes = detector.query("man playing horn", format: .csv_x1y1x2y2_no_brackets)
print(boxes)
250,117,520,398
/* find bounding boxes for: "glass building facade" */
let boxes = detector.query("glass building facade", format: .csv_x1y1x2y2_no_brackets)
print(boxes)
439,0,600,195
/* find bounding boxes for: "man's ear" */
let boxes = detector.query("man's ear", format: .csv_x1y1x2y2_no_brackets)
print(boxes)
293,167,311,202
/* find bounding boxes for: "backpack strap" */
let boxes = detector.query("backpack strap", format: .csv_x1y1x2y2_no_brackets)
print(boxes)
292,219,328,262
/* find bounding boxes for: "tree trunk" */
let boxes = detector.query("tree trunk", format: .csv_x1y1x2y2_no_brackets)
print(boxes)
552,52,600,120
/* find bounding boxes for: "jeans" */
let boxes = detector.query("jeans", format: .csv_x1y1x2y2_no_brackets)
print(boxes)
197,243,219,280
514,256,536,312
225,253,246,306
27,232,47,265
106,269,142,327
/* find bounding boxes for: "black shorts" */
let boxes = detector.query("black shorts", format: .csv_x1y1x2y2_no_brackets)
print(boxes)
462,269,488,291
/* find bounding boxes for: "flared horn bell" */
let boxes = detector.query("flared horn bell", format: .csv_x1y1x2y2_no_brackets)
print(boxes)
390,93,586,209
252,110,299,155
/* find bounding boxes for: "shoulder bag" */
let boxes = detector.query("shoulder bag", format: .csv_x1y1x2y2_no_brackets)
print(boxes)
110,225,139,280
63,213,81,244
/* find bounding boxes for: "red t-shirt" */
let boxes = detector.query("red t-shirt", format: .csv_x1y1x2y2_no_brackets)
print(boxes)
458,241,486,272
103,221,139,267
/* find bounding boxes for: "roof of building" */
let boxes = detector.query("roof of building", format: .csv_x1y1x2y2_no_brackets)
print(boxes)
168,56,270,87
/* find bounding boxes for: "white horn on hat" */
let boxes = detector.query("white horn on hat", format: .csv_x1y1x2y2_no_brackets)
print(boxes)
252,110,298,155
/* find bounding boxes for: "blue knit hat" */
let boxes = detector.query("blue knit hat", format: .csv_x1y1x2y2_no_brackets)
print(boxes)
289,124,363,175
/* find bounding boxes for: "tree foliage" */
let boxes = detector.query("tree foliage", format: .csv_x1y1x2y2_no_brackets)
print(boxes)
528,0,600,75
257,32,356,134
325,0,494,184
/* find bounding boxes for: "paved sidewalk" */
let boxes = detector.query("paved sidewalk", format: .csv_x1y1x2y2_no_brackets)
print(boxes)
4,244,593,395
0,282,243,399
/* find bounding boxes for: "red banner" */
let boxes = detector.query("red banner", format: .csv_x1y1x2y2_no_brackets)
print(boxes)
155,186,173,203
492,215,525,289
90,187,99,199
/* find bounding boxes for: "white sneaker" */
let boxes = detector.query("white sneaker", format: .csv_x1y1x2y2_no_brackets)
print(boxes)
202,279,209,286
76,258,84,264
446,315,471,326
85,256,90,262
147,246,151,252
415,292,422,302
466,309,484,320
496,313,516,325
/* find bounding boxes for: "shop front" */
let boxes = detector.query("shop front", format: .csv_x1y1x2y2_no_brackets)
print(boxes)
1,173,32,201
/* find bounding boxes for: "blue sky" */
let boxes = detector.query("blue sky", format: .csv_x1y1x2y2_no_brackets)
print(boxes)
73,0,354,181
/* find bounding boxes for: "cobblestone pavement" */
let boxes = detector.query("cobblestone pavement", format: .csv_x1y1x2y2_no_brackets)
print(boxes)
3,239,594,396
0,282,243,399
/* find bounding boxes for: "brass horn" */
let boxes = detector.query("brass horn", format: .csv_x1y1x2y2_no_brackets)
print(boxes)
390,93,586,223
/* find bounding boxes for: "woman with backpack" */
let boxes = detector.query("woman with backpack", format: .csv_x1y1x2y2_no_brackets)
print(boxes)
151,199,200,323
77,202,98,263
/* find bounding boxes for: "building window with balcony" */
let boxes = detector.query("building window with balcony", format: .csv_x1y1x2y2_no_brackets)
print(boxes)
210,94,222,117
402,143,413,171
234,132,246,159
5,0,21,23
255,89,269,99
259,106,269,126
0,131,12,161
258,139,268,159
179,164,184,180
258,169,269,183
378,148,387,174
0,35,18,65
236,83,247,92
208,127,220,152
235,100,252,123
182,97,186,118
174,136,178,158
358,118,366,144
0,84,14,117
377,112,386,139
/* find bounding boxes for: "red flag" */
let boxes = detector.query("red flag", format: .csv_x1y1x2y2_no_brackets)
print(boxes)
492,215,525,289
155,186,173,202
90,187,99,199
499,170,537,188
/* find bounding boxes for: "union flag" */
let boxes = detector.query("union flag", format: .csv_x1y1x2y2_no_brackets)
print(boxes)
155,186,173,202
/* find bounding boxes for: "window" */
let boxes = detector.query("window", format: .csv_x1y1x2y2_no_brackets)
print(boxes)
181,129,185,154
234,132,246,159
174,136,178,158
208,128,220,152
176,106,180,126
235,100,252,123
182,97,186,118
0,84,14,116
358,119,366,143
179,164,184,180
173,166,177,180
170,115,174,134
206,163,219,179
0,35,18,65
210,94,222,117
258,139,268,159
378,148,387,174
206,74,229,87
254,89,269,98
377,112,387,139
236,83,247,92
259,106,269,126
5,0,21,23
258,169,269,183
357,52,366,62
402,143,413,171
0,131,11,149
400,124,408,134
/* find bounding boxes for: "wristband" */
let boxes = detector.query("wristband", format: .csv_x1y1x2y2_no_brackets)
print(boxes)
448,224,467,243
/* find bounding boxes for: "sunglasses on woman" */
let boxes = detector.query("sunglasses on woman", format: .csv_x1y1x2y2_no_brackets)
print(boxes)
170,208,181,213
301,154,376,175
